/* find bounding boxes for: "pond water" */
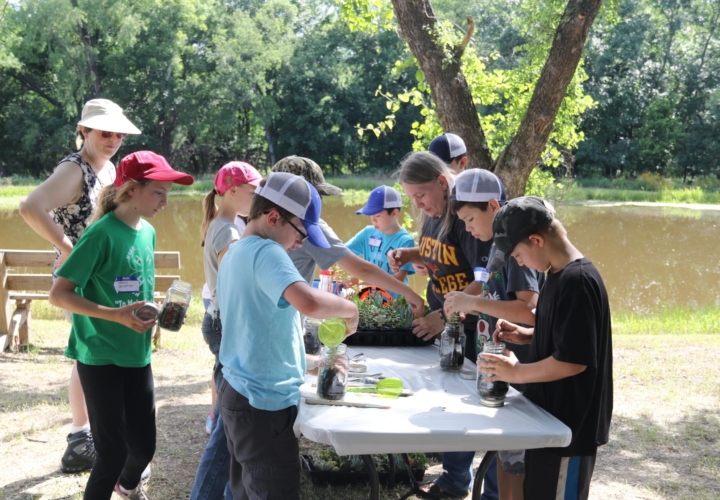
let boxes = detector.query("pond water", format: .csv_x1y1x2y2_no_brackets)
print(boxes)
2,197,719,313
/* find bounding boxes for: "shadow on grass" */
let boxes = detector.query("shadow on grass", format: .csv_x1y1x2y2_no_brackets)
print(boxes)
598,409,720,498
0,468,81,499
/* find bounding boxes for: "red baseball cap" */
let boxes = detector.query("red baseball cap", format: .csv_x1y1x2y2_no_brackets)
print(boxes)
115,151,195,188
214,161,262,196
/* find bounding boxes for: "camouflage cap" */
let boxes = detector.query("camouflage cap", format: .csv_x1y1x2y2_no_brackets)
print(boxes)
272,156,342,196
489,196,555,272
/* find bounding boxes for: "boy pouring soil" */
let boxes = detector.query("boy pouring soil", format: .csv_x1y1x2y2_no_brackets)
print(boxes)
216,172,358,499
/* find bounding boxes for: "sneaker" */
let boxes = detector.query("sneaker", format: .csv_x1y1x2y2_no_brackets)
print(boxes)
114,480,150,500
141,463,152,483
61,430,96,473
205,413,214,436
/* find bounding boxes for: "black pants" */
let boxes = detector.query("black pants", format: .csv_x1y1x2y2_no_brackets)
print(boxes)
219,379,300,500
524,448,596,500
77,361,156,499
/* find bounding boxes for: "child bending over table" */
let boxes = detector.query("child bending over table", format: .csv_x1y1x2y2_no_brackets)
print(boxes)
479,197,613,500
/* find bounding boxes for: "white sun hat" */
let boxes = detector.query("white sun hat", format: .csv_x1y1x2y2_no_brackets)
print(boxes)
77,99,141,134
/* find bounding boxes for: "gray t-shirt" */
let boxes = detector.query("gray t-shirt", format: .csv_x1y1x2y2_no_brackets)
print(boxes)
204,217,241,308
289,219,351,284
477,244,543,364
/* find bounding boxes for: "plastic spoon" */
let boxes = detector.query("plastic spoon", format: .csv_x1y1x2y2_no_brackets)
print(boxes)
348,377,404,398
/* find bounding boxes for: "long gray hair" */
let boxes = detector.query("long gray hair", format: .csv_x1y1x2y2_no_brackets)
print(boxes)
396,151,454,240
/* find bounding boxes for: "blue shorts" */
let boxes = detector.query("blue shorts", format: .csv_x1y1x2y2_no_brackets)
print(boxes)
498,449,525,475
201,312,222,356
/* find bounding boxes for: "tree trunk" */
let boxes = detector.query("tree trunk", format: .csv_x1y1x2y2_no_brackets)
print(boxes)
391,0,493,170
70,0,101,97
496,0,603,197
391,0,603,198
265,124,276,167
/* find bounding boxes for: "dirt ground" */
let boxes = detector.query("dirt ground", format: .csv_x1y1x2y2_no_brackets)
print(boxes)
1,321,718,500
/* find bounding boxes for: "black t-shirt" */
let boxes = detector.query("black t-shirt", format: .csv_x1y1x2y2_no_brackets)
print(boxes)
525,258,613,457
420,215,492,358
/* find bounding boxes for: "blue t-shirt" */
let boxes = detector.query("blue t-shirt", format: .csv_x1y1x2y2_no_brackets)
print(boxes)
345,226,416,297
217,236,306,411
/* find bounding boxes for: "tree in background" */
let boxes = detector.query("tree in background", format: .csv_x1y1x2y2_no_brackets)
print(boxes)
577,0,720,182
271,15,421,173
0,0,420,176
339,0,604,197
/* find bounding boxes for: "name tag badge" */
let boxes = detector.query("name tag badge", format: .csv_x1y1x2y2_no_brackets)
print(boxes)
369,236,382,249
114,276,140,294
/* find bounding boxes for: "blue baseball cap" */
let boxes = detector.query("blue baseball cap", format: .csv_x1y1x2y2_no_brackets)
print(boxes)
355,186,404,216
255,172,330,248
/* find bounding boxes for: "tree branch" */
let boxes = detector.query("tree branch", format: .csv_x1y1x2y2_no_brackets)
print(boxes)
6,70,62,108
454,16,475,60
391,0,494,170
1,1,9,24
494,0,603,197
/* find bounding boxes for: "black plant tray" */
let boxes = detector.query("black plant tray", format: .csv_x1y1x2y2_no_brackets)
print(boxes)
301,455,425,486
345,328,434,347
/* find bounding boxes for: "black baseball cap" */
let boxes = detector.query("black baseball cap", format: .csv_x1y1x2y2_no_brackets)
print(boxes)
489,196,556,272
429,133,467,164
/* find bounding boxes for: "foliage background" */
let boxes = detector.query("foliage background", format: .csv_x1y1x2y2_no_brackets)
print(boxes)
1,0,719,187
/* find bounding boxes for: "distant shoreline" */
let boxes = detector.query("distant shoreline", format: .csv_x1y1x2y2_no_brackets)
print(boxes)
2,177,720,211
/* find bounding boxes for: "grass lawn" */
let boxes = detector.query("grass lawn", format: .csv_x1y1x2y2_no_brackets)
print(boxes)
0,317,718,500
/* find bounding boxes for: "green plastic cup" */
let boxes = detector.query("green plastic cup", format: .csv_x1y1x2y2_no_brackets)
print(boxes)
318,318,347,347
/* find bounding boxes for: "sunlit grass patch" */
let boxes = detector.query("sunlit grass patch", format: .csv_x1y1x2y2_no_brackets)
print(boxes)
613,306,720,335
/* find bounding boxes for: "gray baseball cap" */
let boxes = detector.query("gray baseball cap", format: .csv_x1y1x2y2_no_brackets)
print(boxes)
451,168,507,205
489,196,556,272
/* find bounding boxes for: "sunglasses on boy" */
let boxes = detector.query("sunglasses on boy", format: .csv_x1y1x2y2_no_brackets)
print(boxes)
263,211,308,243
100,131,128,139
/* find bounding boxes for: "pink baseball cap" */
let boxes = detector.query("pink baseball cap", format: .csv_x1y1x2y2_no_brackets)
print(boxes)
214,161,262,196
116,151,194,187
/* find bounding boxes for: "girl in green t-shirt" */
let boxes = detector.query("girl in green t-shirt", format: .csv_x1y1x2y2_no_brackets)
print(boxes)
50,151,194,500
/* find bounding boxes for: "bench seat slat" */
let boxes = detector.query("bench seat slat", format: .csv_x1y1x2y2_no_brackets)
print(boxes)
6,274,181,293
0,250,180,269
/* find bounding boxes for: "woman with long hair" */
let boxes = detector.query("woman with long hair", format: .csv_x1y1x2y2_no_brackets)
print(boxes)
19,99,141,474
388,151,492,498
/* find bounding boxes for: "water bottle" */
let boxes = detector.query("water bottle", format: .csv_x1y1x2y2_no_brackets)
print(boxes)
474,266,492,355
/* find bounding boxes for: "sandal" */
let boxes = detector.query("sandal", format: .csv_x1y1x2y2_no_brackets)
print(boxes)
416,482,458,499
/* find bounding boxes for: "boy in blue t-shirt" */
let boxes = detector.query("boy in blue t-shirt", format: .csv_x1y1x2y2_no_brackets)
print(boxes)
217,172,359,499
344,186,416,296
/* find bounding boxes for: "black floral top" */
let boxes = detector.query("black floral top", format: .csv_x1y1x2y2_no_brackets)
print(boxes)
51,153,116,255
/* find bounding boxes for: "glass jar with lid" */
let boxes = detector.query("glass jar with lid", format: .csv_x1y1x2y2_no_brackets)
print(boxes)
158,280,192,332
303,317,322,355
439,312,465,372
476,342,510,407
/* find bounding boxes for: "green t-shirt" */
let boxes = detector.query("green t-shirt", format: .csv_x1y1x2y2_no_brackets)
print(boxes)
57,212,156,367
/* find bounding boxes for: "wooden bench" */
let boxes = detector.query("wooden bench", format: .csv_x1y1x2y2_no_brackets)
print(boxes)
0,249,181,352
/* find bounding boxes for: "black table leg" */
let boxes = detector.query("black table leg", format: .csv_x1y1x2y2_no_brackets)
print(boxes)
471,451,497,500
361,454,380,500
387,454,396,488
386,453,421,500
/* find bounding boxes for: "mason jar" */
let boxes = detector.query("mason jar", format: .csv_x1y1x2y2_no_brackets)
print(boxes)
439,320,466,372
304,317,322,355
158,280,192,332
477,342,510,407
316,343,349,400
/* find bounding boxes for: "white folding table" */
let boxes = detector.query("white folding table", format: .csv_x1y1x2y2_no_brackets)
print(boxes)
294,345,571,499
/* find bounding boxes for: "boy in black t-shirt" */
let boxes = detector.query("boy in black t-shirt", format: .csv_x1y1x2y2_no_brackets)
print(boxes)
480,196,613,500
